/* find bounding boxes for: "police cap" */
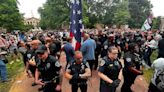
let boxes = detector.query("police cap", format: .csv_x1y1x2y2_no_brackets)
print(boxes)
35,45,47,54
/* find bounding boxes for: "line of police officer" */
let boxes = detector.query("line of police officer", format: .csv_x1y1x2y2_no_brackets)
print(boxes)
24,33,145,92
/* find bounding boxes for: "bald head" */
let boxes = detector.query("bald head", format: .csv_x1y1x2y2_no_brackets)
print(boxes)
31,40,41,44
74,51,83,64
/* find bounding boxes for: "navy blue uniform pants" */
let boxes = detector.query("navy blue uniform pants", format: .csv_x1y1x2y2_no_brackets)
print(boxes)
71,83,87,92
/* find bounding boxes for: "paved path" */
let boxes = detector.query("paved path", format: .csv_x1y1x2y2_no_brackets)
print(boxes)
9,52,149,92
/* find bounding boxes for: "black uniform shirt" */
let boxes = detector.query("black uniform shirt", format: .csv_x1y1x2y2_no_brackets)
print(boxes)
37,55,61,81
124,52,142,73
66,60,90,83
98,57,122,81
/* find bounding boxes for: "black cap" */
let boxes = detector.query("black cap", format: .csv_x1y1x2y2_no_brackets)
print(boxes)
35,45,47,54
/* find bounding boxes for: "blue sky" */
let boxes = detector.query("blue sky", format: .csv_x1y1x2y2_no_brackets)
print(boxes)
18,0,164,18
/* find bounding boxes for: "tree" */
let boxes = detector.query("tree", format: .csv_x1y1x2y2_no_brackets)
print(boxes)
0,0,24,32
111,1,130,26
38,0,70,29
38,0,152,29
86,0,130,27
128,0,152,28
152,16,161,30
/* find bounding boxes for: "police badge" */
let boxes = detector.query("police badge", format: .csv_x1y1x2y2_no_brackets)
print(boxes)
46,63,51,69
55,61,61,67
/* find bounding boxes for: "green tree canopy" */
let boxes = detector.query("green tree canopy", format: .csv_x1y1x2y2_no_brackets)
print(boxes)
0,0,24,32
38,0,70,29
152,16,161,30
38,0,152,29
128,0,152,28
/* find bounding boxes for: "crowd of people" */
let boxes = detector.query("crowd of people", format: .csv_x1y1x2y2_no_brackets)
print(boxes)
0,28,164,92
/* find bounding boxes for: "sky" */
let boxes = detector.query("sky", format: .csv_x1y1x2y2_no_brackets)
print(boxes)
18,0,164,18
18,0,46,18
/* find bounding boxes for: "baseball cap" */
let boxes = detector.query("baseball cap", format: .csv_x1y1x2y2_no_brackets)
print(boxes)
35,45,47,54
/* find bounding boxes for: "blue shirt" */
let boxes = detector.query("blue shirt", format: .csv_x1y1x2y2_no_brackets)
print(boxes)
81,38,96,60
63,42,75,62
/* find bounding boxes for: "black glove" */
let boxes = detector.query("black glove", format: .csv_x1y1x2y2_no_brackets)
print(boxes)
72,73,79,80
112,79,121,87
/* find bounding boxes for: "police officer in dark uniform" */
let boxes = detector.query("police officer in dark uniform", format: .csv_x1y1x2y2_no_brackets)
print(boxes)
35,45,62,92
98,46,123,92
26,40,41,86
101,34,115,58
121,43,143,92
65,51,91,92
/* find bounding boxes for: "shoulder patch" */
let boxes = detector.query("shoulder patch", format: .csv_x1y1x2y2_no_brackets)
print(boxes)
46,63,51,68
85,62,90,68
126,58,131,62
99,59,106,66
55,61,61,67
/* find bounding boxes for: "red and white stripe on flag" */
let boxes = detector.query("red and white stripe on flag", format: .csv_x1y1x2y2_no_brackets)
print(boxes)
70,31,81,51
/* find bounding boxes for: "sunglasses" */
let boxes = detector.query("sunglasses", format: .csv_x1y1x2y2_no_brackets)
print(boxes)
37,52,45,55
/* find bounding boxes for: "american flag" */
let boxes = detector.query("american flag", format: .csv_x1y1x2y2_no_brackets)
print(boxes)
70,0,83,50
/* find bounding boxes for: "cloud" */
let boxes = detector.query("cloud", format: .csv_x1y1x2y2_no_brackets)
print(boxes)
151,0,164,17
18,0,46,18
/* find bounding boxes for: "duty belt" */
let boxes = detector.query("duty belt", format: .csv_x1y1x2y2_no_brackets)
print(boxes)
42,77,58,84
73,81,87,86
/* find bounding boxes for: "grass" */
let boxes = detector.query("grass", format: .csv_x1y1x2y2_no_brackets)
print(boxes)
0,53,24,92
143,50,158,84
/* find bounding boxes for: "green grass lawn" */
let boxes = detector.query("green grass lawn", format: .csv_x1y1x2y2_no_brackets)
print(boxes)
0,53,24,92
143,50,158,84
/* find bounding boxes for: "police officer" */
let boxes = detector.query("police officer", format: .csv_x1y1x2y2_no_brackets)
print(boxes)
121,43,143,92
35,45,62,92
101,34,115,58
65,51,91,92
26,40,41,86
98,46,122,92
